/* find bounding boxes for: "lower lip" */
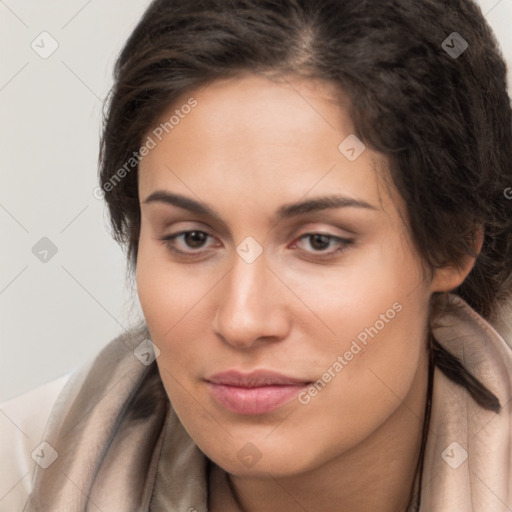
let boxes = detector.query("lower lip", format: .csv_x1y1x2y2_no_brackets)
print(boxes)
206,382,309,415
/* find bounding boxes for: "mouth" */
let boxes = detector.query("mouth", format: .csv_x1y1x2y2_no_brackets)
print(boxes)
205,369,312,415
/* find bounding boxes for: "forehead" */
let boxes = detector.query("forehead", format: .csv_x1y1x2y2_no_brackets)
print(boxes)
137,73,396,216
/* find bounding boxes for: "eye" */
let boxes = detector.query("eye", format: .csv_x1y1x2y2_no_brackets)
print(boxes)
159,230,218,259
291,233,353,257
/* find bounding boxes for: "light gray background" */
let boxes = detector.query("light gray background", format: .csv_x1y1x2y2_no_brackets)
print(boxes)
1,0,511,401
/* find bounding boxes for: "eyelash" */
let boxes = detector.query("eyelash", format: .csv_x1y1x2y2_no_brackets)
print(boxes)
158,230,353,260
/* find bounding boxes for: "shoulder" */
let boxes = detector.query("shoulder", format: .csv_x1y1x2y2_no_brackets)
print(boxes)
0,375,70,511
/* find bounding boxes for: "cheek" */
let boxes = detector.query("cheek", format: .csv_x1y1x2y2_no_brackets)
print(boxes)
136,228,207,334
135,231,218,395
286,242,428,436
286,298,428,471
136,260,205,423
283,232,425,349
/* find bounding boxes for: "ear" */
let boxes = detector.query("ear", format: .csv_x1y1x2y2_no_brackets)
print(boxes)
430,226,484,293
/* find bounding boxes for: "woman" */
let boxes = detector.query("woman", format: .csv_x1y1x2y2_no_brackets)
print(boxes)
2,0,512,510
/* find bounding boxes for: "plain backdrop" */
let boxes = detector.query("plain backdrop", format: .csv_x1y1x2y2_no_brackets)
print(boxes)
1,0,512,401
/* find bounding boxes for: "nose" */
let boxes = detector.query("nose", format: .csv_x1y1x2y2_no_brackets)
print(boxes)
212,250,291,349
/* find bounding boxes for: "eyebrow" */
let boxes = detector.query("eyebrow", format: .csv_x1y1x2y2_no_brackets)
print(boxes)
142,190,377,221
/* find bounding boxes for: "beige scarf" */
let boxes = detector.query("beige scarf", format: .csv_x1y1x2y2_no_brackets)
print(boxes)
24,295,512,511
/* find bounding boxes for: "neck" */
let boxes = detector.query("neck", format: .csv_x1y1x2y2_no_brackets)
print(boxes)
216,349,431,512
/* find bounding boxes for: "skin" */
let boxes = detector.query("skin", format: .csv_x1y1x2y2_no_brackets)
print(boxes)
136,72,477,512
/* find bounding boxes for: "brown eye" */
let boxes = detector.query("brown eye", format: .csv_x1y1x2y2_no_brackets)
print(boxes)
308,234,331,250
292,233,354,258
183,231,208,248
158,230,216,259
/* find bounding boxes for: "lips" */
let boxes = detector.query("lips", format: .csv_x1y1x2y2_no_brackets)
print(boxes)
205,370,311,415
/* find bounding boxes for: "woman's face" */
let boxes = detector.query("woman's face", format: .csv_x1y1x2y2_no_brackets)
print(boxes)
136,73,445,477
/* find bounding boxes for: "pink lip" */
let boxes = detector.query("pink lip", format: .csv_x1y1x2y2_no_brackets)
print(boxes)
205,370,311,415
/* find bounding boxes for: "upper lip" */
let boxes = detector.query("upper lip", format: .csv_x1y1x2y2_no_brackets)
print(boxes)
206,370,311,387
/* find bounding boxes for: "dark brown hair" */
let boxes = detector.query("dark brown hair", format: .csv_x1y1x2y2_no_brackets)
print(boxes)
99,0,512,412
